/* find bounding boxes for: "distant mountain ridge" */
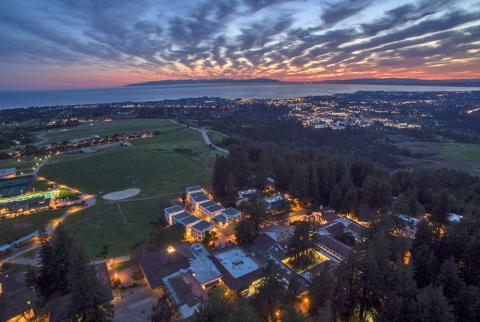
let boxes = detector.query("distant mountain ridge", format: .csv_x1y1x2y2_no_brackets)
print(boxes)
320,78,480,87
126,77,282,87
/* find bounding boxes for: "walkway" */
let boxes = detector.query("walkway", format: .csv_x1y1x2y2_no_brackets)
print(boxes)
168,119,229,154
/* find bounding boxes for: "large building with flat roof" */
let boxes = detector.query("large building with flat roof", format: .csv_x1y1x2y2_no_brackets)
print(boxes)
210,247,264,295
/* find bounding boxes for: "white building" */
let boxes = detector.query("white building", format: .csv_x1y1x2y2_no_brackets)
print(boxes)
164,205,184,225
189,191,210,211
191,220,215,241
198,201,225,219
237,189,258,205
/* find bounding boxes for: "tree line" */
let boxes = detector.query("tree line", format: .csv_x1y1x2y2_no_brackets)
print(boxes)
27,225,113,321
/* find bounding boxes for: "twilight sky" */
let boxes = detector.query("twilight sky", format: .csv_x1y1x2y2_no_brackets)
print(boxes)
0,0,479,90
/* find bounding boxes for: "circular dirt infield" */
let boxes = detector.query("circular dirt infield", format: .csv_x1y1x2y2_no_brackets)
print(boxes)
102,188,140,201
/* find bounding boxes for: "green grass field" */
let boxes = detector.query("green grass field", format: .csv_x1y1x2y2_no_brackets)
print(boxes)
0,209,65,244
42,118,180,144
441,143,480,170
35,118,224,258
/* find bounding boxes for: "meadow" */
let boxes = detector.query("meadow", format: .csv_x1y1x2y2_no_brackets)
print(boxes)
36,118,224,258
441,143,480,170
42,118,180,144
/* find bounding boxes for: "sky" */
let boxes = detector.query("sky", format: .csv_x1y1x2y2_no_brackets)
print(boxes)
0,0,479,90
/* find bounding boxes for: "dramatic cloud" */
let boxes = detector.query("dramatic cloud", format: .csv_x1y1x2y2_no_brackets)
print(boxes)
0,0,479,89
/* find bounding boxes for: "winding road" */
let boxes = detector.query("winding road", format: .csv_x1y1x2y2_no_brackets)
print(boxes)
168,119,229,154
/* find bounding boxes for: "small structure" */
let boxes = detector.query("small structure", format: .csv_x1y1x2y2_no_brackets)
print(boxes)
185,186,205,206
262,224,295,242
191,220,215,241
221,207,242,222
164,205,184,225
397,214,421,239
448,213,463,223
210,247,264,296
237,189,258,205
0,168,16,179
263,195,290,215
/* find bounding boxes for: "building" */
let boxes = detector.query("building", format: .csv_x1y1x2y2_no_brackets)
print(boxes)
262,224,295,242
448,213,463,223
397,214,421,239
189,191,210,211
198,201,224,219
237,189,258,205
263,195,290,215
138,244,193,289
212,214,228,227
0,168,16,179
221,207,242,222
316,235,352,262
185,186,204,204
164,205,184,225
191,220,215,241
210,247,264,296
164,272,208,319
0,272,36,322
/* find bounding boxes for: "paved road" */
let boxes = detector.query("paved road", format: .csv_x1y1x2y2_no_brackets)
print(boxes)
168,119,229,154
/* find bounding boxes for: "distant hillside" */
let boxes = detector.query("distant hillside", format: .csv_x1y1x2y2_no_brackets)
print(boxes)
126,78,282,87
321,78,480,87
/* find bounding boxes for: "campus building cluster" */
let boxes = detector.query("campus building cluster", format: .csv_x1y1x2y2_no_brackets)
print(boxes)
164,186,242,242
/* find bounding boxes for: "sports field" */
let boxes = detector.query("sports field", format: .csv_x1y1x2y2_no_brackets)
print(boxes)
37,118,224,258
441,143,480,170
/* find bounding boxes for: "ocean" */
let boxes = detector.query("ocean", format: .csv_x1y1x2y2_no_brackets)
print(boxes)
0,83,479,109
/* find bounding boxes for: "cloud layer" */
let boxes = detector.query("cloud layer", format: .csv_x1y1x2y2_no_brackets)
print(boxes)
0,0,479,89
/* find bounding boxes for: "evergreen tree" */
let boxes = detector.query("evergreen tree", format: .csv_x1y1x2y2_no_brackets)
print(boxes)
151,293,180,322
253,261,287,321
224,173,238,206
51,224,74,293
282,307,304,322
287,221,315,270
329,184,343,210
212,156,229,198
309,269,333,315
235,219,257,246
68,247,114,321
289,164,309,201
409,284,454,322
27,239,56,300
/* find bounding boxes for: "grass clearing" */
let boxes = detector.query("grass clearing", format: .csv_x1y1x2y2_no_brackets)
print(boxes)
36,119,222,258
0,208,65,244
42,118,179,144
441,143,480,170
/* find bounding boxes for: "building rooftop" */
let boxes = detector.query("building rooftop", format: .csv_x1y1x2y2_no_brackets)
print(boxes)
166,272,207,318
205,203,224,213
172,211,192,222
0,272,35,322
192,220,213,232
210,248,264,291
222,207,241,218
212,214,228,223
398,214,421,226
199,200,217,209
0,168,16,178
180,214,201,226
316,235,352,259
165,205,184,214
189,255,222,285
138,244,192,288
186,186,203,193
448,213,463,223
190,191,209,203
238,189,257,196
214,248,259,279
264,195,286,204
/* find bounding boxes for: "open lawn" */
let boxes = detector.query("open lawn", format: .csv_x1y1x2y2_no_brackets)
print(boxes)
41,118,179,144
37,119,223,258
441,143,480,170
0,208,65,244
